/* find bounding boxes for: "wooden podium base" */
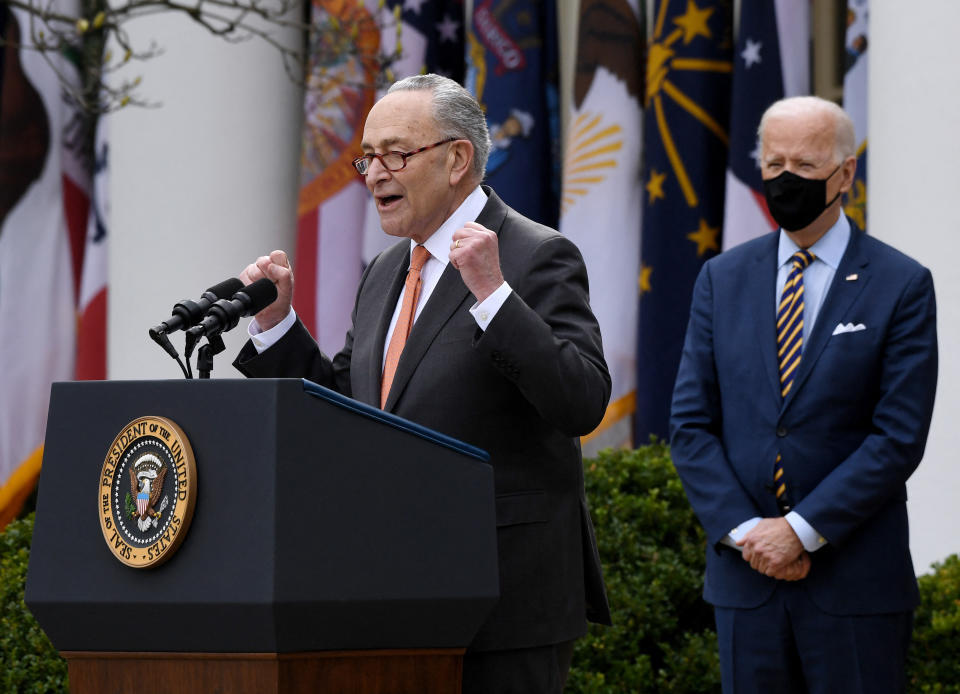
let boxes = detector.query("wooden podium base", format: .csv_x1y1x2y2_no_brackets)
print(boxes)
62,649,464,694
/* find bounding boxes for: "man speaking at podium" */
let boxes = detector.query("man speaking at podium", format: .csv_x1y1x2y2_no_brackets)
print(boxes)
232,74,612,693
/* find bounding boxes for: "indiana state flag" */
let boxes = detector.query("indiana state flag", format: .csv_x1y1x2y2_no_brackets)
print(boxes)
465,0,560,228
636,0,732,441
843,0,868,231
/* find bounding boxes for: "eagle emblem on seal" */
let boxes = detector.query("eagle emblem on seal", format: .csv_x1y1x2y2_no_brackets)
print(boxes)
126,454,169,532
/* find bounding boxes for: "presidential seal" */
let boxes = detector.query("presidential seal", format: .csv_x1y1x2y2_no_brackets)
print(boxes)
98,416,197,568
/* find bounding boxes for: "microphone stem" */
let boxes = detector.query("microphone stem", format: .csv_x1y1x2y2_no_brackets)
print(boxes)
196,334,226,379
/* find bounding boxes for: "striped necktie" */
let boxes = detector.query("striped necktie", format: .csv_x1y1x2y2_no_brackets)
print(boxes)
774,248,815,512
777,249,815,398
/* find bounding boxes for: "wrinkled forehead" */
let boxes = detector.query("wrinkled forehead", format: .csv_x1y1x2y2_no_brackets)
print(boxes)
761,110,836,158
361,90,438,150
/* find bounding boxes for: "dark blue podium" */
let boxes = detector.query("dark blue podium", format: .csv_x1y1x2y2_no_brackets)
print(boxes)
26,379,498,693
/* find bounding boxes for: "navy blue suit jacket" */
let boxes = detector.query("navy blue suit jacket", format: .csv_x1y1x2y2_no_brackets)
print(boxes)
670,225,937,615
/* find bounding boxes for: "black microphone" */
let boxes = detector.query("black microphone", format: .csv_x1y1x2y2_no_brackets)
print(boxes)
149,278,244,338
185,278,278,343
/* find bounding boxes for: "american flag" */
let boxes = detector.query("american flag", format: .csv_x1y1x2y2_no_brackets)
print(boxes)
721,0,810,250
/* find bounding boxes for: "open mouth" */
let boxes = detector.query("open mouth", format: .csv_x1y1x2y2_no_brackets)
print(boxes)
378,194,403,209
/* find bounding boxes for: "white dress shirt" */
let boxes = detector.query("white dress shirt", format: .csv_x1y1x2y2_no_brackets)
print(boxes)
248,186,514,368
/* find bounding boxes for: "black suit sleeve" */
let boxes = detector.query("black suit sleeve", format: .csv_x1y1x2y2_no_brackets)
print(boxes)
233,318,348,392
231,253,384,396
474,234,611,437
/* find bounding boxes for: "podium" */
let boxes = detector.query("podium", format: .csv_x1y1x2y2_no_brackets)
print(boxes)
26,379,499,694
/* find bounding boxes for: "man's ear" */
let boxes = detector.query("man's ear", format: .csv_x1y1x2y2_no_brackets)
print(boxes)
448,139,475,186
838,155,857,194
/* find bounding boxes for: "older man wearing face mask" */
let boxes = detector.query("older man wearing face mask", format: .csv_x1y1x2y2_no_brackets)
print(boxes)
670,96,938,693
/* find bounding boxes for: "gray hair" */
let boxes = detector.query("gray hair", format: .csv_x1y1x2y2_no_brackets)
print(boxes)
757,96,856,164
387,74,491,181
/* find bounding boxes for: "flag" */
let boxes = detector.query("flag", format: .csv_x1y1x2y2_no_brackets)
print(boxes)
296,0,464,356
842,0,868,231
635,0,733,441
465,0,560,228
721,0,810,250
0,3,90,526
559,0,645,449
362,0,466,264
76,120,109,380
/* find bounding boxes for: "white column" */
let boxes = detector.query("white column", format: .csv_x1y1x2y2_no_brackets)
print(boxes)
108,12,302,380
870,2,960,574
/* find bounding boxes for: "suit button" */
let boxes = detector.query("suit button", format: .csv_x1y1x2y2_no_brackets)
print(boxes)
776,426,787,438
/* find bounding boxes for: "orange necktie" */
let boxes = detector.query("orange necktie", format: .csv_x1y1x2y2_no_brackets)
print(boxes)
381,245,430,408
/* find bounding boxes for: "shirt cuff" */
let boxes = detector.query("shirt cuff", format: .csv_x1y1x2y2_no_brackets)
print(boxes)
721,516,762,552
249,308,297,354
469,282,513,331
785,511,828,552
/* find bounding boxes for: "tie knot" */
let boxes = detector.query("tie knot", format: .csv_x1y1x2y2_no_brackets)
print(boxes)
791,249,815,271
410,245,430,272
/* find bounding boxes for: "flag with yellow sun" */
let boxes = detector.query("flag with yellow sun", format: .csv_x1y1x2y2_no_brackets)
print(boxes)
560,0,644,451
636,0,732,440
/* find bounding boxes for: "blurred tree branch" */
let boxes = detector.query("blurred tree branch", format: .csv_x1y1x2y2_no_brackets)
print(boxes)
2,0,403,115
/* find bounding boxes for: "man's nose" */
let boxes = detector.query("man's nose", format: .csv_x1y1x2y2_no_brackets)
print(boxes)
365,155,392,184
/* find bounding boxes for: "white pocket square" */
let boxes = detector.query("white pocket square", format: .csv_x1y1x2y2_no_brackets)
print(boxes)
832,322,866,335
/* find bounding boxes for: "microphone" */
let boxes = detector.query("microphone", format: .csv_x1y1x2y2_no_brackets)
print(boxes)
149,278,244,338
185,278,278,344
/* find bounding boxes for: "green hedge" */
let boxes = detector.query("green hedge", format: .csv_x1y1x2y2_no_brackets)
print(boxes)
909,554,960,693
567,442,720,693
569,443,960,693
2,445,958,692
0,513,68,693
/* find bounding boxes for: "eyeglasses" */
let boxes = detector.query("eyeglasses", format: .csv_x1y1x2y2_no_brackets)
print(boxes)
353,138,458,176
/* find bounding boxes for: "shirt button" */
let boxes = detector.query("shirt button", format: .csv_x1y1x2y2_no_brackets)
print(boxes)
479,311,490,323
776,426,788,438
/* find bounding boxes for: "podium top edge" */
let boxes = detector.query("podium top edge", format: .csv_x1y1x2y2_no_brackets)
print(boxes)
48,380,491,464
300,380,490,463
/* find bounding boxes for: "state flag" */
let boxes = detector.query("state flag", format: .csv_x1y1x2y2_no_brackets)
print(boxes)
842,0,868,231
560,0,645,449
636,0,733,441
465,0,560,228
0,2,91,526
295,0,464,356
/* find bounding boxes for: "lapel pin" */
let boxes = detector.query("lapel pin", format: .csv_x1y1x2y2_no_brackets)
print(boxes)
845,273,858,281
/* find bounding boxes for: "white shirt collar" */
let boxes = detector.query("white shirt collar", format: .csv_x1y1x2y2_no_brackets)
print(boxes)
778,214,850,270
410,186,488,264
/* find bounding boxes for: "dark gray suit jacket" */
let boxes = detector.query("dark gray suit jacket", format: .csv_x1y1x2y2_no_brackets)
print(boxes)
235,187,612,651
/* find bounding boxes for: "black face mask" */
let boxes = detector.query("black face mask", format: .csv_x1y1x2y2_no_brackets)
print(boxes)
762,165,842,231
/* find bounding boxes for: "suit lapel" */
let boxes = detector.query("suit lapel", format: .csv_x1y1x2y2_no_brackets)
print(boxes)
474,186,509,231
383,267,472,410
382,187,507,411
781,228,871,411
750,235,783,407
356,243,408,407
